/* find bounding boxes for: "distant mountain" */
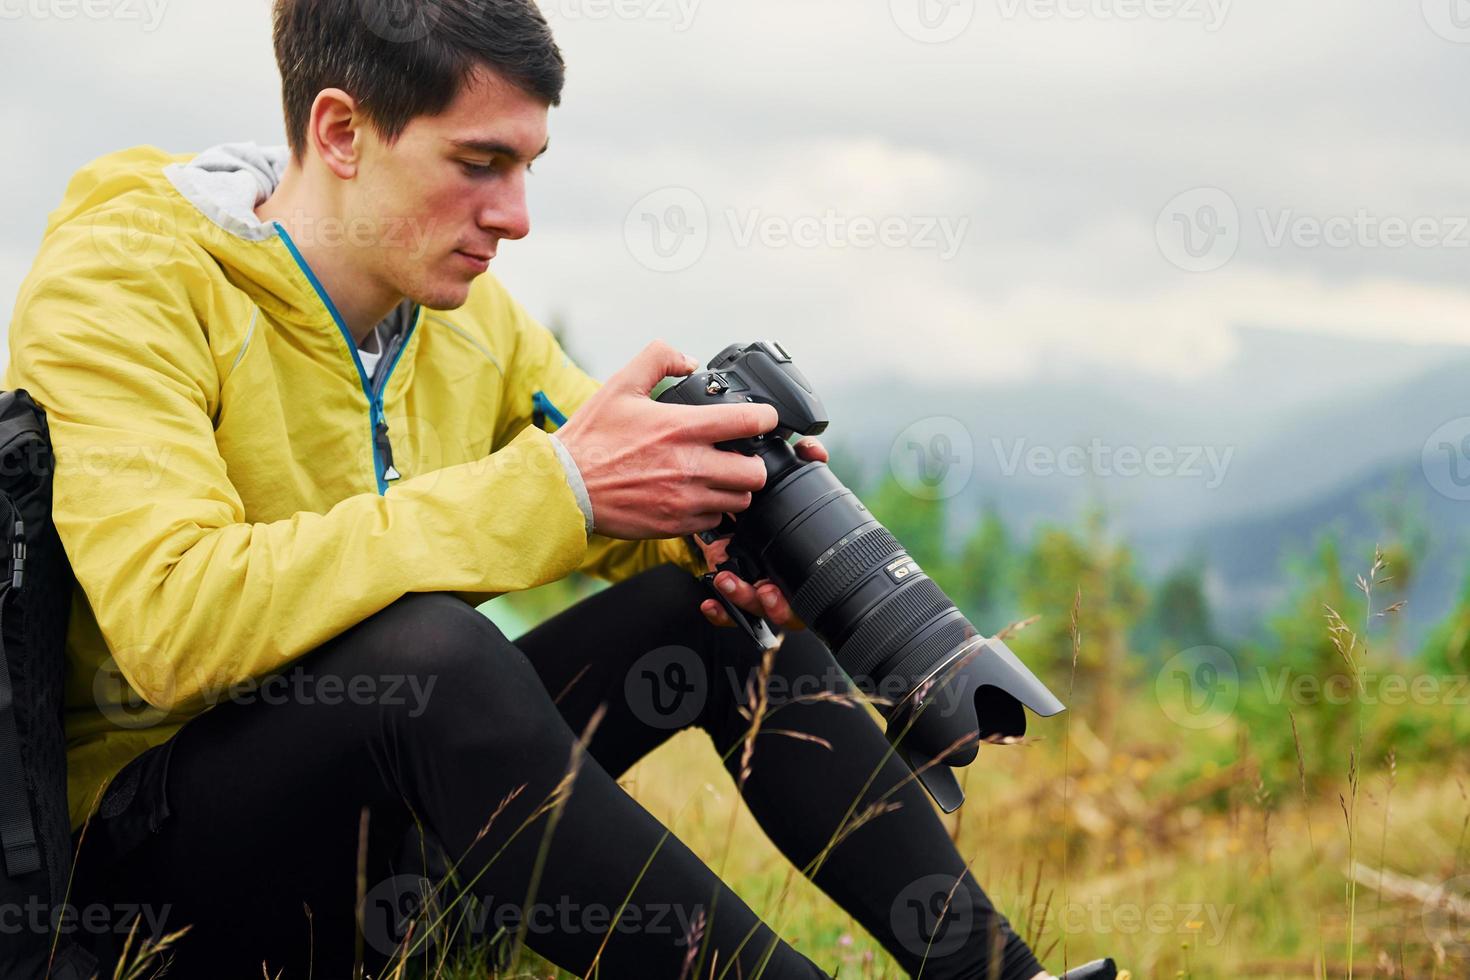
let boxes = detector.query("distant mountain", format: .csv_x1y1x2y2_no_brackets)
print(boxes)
1136,460,1468,648
816,327,1470,648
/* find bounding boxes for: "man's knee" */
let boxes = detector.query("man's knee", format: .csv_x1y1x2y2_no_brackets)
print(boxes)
347,593,569,750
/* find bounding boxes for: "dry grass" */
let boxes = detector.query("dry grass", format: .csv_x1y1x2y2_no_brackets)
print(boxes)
96,553,1470,979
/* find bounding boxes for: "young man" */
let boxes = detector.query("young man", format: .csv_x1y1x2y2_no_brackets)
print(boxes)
6,1,1059,976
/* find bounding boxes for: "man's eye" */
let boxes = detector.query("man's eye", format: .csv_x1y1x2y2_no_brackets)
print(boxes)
460,159,535,177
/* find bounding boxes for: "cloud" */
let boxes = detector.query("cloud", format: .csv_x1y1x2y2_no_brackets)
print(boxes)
4,0,1469,388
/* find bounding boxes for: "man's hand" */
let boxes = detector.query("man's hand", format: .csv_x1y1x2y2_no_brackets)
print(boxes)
556,341,776,540
696,436,829,631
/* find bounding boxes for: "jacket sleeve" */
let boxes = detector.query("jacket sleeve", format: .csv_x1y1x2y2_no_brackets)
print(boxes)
485,280,708,583
6,240,592,713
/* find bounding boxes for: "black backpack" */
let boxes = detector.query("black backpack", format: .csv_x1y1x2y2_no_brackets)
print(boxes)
0,389,97,980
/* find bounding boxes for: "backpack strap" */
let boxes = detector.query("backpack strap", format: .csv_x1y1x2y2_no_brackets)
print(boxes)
0,595,40,876
0,507,40,877
0,412,45,460
50,942,99,980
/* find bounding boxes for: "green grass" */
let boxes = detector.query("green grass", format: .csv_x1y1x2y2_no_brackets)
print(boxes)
108,572,1470,979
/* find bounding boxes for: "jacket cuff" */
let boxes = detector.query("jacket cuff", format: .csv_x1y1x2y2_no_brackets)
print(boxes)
547,432,594,535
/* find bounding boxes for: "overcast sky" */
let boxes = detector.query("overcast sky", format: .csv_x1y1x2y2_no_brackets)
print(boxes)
3,0,1468,386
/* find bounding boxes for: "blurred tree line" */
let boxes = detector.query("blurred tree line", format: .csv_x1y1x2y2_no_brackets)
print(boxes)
490,395,1470,794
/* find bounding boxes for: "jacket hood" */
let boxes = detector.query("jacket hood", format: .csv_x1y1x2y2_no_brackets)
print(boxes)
43,143,342,333
163,142,291,243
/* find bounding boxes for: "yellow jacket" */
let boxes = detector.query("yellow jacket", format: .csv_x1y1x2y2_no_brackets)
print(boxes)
4,145,704,830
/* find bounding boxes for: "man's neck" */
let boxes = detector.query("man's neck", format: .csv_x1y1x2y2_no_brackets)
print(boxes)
255,163,401,346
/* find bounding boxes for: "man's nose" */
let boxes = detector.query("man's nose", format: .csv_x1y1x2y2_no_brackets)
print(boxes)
478,174,531,241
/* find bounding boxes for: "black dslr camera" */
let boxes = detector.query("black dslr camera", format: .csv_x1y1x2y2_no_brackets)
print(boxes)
657,341,1065,812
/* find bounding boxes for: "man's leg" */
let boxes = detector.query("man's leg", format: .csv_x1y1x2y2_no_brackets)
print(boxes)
514,564,1046,980
69,591,830,979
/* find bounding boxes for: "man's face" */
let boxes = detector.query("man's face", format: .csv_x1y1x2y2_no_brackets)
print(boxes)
347,65,549,311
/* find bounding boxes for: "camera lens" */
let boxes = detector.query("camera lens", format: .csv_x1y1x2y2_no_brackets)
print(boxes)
726,455,972,706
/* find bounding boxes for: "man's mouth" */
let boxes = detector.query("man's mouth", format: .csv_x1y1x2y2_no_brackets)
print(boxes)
454,249,494,271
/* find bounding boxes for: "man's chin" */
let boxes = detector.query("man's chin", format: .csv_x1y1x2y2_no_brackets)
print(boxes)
411,281,476,313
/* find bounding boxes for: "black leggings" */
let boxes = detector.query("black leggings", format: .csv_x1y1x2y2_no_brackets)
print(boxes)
70,564,1043,979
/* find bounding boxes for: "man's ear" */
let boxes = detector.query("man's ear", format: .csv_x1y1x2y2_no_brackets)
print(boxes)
308,87,362,180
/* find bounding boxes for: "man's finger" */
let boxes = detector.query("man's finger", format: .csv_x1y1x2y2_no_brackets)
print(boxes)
755,581,803,629
696,489,754,516
701,599,734,628
675,402,780,443
794,437,829,463
613,340,700,396
713,570,761,613
701,453,768,492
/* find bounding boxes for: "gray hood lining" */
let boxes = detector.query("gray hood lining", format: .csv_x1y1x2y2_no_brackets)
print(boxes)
163,142,290,244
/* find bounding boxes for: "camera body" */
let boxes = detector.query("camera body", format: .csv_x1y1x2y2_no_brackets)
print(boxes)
657,342,1065,812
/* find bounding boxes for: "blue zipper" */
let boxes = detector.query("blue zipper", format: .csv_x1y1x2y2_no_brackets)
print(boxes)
274,221,419,495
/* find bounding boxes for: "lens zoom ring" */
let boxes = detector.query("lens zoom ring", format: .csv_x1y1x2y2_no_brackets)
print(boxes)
791,526,903,622
837,578,950,680
882,618,970,693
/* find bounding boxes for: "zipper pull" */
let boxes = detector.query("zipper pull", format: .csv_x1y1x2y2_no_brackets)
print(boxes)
375,419,401,483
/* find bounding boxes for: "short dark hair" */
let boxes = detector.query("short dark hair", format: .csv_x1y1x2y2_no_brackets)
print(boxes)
272,0,565,163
